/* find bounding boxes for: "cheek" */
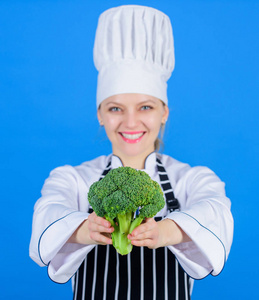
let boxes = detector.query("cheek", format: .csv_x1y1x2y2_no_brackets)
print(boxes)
103,117,120,132
145,114,163,130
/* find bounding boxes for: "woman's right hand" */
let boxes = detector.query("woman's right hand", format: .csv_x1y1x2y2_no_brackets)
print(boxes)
68,212,114,245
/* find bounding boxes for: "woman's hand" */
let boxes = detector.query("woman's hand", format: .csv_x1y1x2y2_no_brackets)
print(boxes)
68,212,114,245
128,218,191,249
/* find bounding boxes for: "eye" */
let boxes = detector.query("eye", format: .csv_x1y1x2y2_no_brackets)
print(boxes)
141,105,152,111
109,107,121,112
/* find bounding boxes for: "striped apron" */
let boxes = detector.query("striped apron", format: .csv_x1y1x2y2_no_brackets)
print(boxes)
73,157,191,300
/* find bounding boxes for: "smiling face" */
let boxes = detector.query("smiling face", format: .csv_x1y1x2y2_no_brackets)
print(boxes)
97,93,169,168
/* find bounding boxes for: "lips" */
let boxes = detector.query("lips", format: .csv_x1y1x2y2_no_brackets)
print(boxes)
119,131,145,143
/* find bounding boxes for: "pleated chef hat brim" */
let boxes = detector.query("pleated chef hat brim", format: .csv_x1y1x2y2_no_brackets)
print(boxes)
93,5,175,107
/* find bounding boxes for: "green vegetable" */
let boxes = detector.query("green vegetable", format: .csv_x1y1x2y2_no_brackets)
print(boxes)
88,166,165,255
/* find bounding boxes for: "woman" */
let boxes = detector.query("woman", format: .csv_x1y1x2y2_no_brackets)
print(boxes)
29,5,233,300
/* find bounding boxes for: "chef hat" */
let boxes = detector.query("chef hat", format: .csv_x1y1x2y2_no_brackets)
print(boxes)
93,5,175,107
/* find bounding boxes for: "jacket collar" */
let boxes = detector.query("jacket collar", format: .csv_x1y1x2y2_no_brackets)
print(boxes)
110,152,158,177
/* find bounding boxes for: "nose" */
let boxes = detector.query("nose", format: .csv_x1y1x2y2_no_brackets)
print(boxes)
123,111,139,129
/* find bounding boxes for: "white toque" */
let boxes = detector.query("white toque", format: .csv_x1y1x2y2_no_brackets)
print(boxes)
93,5,175,107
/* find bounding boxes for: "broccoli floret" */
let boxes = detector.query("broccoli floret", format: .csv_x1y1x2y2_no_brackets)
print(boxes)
88,166,165,255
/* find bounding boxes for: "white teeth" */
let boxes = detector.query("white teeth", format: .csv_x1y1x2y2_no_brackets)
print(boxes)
121,133,144,140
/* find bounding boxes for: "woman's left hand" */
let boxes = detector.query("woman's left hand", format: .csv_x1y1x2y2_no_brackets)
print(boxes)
128,218,191,249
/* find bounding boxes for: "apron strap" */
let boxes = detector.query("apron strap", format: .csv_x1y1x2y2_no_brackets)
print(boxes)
99,160,112,180
156,156,181,212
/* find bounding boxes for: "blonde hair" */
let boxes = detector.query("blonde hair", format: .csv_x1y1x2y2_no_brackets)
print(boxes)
155,123,166,152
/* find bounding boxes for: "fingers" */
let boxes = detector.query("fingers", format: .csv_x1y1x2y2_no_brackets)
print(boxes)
89,231,113,245
129,218,155,237
128,218,160,249
88,212,114,245
88,212,114,233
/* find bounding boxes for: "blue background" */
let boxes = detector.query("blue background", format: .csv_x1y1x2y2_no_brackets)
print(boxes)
0,0,258,299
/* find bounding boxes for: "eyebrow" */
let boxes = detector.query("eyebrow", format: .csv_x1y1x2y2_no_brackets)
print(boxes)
104,101,121,107
104,99,157,106
139,99,157,104
137,99,159,106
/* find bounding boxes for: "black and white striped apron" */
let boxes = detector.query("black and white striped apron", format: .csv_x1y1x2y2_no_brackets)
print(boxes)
73,157,191,300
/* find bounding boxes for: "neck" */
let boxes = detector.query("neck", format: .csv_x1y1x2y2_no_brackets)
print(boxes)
121,157,145,169
113,151,155,169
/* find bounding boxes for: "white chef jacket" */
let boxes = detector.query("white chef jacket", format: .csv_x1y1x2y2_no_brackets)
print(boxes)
29,152,233,284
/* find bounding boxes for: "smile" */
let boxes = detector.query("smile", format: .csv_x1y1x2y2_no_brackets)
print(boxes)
120,131,145,143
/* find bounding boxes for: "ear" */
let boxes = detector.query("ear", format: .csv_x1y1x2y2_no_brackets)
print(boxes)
97,109,104,125
162,105,169,123
97,109,101,122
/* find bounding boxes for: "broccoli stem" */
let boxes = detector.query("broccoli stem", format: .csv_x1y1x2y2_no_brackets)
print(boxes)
106,213,145,255
105,216,116,229
112,230,132,255
129,216,144,234
106,212,134,255
117,211,133,234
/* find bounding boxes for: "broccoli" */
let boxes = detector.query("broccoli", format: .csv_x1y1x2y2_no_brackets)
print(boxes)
88,166,165,255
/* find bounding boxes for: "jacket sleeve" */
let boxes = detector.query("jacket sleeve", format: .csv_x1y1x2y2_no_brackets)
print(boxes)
29,165,95,283
165,166,234,279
